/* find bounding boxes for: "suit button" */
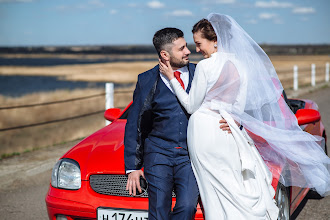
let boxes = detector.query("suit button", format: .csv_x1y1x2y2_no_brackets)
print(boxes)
180,112,183,115
180,132,182,135
180,122,183,125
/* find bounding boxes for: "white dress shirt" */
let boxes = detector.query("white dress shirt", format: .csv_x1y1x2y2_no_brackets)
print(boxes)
126,65,190,174
160,66,189,93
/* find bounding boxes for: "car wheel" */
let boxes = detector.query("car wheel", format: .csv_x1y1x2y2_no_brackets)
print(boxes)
324,134,328,156
308,133,328,199
325,142,328,156
275,182,291,220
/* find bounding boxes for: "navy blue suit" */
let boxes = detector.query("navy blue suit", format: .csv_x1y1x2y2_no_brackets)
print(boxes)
124,63,199,220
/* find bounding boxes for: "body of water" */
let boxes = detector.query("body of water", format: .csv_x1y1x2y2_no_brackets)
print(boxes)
0,57,138,97
0,75,132,97
0,57,156,66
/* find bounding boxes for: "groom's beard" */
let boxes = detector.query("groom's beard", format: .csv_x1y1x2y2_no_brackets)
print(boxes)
170,55,189,68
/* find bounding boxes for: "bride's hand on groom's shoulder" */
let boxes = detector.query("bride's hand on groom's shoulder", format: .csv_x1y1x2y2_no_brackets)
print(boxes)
126,170,145,196
159,59,175,80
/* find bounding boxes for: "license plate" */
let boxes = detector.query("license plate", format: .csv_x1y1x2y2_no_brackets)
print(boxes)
97,207,148,220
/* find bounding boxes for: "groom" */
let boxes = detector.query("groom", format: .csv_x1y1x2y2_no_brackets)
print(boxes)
124,27,229,219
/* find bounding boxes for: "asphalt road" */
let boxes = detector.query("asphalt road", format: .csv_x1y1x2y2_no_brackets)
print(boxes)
0,86,329,220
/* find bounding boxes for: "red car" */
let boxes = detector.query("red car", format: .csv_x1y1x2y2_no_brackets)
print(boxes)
45,93,327,220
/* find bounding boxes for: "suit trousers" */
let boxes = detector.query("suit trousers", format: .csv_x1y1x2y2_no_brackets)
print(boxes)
144,147,199,220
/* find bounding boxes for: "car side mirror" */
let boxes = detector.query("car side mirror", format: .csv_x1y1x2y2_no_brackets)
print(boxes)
295,109,321,125
104,108,121,122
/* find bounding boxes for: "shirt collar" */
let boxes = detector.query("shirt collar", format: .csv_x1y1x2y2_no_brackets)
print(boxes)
159,65,189,92
173,66,188,74
159,65,188,77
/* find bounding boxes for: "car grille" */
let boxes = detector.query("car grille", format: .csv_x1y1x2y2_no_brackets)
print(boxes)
90,174,176,197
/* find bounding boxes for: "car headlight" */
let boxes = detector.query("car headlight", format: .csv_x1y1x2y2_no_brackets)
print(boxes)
51,158,81,190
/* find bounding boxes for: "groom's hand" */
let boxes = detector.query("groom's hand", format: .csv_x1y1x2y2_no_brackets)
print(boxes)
126,170,145,196
219,119,232,134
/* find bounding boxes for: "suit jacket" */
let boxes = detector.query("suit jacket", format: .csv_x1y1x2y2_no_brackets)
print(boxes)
124,63,196,171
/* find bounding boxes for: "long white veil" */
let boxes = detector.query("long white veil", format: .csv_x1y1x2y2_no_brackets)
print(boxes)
206,13,330,196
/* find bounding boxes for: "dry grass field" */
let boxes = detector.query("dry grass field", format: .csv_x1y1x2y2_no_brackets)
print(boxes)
0,54,329,157
0,88,133,157
270,55,330,88
0,89,104,156
0,54,329,84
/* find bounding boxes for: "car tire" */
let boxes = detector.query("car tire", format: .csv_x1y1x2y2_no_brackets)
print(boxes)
325,142,328,156
324,134,328,156
307,133,327,199
275,182,291,220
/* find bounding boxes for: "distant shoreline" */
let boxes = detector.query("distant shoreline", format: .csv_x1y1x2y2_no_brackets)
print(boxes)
0,56,157,67
0,75,133,97
1,55,329,86
0,44,330,55
0,53,204,66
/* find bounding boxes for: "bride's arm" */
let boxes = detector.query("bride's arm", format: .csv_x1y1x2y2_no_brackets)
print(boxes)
169,63,207,114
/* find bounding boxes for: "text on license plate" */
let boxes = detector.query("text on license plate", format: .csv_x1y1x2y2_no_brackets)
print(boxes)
98,208,148,220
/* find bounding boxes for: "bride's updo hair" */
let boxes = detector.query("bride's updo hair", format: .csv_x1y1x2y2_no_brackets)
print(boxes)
192,19,217,41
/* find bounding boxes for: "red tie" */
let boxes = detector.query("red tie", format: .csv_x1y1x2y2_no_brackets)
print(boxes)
174,71,185,89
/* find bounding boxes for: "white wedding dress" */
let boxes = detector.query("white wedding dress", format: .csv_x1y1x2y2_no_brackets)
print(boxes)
169,52,279,219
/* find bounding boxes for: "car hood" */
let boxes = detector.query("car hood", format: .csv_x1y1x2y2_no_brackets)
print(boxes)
62,119,126,180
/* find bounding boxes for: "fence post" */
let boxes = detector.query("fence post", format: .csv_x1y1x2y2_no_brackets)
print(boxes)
105,82,114,126
293,65,298,91
326,62,329,82
311,64,316,86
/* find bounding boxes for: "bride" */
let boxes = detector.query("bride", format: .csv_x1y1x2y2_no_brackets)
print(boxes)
159,13,330,219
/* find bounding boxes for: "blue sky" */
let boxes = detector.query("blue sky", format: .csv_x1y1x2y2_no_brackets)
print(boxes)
0,0,329,46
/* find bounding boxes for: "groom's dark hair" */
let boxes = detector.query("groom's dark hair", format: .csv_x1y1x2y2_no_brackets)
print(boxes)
153,28,184,58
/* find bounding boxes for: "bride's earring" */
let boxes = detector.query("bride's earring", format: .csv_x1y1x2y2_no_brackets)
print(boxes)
213,44,218,53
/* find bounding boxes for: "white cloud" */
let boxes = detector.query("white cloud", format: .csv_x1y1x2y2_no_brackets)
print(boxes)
109,9,117,15
127,3,137,8
258,12,284,24
255,1,293,8
23,31,33,35
215,0,235,3
246,19,258,24
259,13,277,20
147,1,165,9
76,4,89,10
55,1,105,12
300,17,309,22
292,7,315,14
88,0,104,8
168,10,193,17
273,18,284,24
200,0,235,4
55,5,70,11
0,0,34,2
